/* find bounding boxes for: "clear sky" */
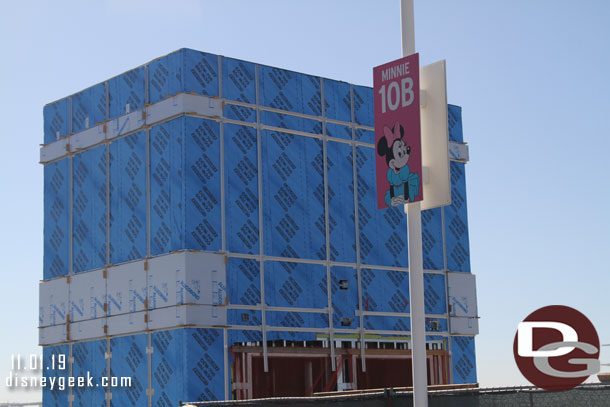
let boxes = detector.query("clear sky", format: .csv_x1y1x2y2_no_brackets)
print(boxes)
1,0,609,402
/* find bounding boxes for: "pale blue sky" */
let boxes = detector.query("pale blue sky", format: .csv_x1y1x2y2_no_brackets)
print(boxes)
1,0,609,402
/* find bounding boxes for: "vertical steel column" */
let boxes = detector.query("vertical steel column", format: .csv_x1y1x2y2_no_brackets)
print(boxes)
254,64,269,372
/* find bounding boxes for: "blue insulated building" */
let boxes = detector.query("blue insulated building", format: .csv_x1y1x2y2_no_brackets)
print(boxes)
39,48,477,406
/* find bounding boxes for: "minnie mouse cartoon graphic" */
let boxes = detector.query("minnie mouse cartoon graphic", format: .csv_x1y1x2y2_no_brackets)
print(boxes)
377,121,421,207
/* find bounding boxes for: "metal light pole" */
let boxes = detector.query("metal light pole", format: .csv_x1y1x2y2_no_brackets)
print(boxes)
401,0,429,406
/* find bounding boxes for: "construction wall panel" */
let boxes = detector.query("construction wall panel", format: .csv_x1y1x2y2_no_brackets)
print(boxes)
150,117,184,255
39,277,69,327
260,110,322,134
148,50,182,105
110,334,148,407
44,158,70,279
152,328,224,405
72,339,107,407
146,252,226,309
327,141,356,263
364,315,410,332
424,273,447,315
262,131,325,260
109,131,147,264
422,207,443,270
228,309,262,327
70,269,106,322
355,128,374,144
259,66,321,116
266,330,319,342
450,336,477,384
425,317,448,333
266,311,328,330
264,261,327,309
107,261,147,317
73,144,107,273
224,124,259,255
108,66,146,120
43,97,70,144
445,162,470,273
228,329,263,345
223,104,256,123
184,117,222,252
72,83,107,134
322,79,351,123
361,269,409,314
148,49,219,106
182,49,219,100
330,267,359,329
352,85,373,127
226,258,260,306
222,57,256,103
325,123,352,141
42,344,69,407
448,104,463,143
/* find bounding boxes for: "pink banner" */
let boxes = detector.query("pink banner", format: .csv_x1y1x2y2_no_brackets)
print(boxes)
373,53,422,209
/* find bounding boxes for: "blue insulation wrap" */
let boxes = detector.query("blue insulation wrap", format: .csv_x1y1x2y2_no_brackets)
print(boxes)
445,162,471,272
425,318,448,332
72,339,107,407
184,117,222,251
150,116,222,254
325,123,352,141
222,57,257,121
150,117,184,255
356,146,408,267
262,131,326,260
322,79,351,123
355,128,374,144
266,311,328,329
266,331,319,341
361,269,409,314
73,145,107,273
109,131,147,264
110,334,147,407
152,328,224,404
224,123,259,255
148,50,182,104
264,261,327,309
42,344,69,407
424,273,447,315
43,97,70,144
226,258,260,306
182,49,219,99
148,49,219,105
223,104,256,123
352,85,373,127
44,158,70,279
451,336,477,384
108,66,145,120
222,57,256,104
330,267,359,329
72,83,107,133
327,141,356,263
259,66,321,116
422,207,443,270
228,309,262,326
448,104,463,143
260,110,322,135
228,329,263,345
364,315,410,331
